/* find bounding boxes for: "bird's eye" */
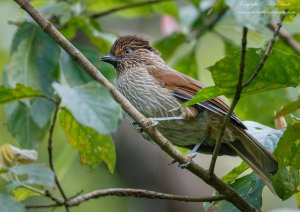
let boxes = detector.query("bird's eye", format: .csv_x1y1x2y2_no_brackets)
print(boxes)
124,47,133,55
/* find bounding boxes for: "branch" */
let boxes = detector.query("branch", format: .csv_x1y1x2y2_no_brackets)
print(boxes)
14,0,257,210
47,98,69,211
90,0,172,19
243,10,287,88
209,27,248,175
267,22,300,55
26,188,225,209
67,188,226,206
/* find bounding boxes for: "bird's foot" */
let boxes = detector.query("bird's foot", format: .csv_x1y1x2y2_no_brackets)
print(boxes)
169,143,201,169
132,121,144,133
169,153,197,169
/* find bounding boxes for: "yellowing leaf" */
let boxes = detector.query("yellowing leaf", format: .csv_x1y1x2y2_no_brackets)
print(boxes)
0,144,38,170
59,108,116,173
0,144,14,169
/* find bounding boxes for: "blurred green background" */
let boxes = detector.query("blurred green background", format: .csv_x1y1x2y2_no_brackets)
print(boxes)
0,0,299,211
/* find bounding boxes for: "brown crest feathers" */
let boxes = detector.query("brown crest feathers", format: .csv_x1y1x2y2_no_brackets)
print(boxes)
111,35,160,56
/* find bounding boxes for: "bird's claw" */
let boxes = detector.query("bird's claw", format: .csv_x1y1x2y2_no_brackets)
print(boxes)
169,153,197,169
132,121,144,133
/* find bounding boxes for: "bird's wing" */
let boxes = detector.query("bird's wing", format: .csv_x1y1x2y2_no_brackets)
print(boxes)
148,66,246,129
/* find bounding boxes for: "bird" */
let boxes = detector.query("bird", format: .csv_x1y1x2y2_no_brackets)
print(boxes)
101,35,278,191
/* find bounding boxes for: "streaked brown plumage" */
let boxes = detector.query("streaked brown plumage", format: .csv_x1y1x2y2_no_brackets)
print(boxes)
101,35,278,191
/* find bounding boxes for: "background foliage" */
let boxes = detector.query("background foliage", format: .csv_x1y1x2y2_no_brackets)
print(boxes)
0,0,300,211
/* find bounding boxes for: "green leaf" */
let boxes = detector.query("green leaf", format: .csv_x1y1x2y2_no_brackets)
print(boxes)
275,96,300,118
60,49,93,86
209,48,300,97
272,166,299,200
7,164,55,190
272,123,300,199
60,45,116,86
4,22,59,147
221,162,249,184
60,108,116,173
182,86,221,107
172,52,198,79
53,82,122,135
225,0,272,31
7,22,59,96
209,173,264,211
0,193,25,212
154,33,186,61
0,84,45,104
5,102,51,148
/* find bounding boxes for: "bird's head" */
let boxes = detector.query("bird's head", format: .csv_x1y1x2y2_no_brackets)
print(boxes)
101,35,163,73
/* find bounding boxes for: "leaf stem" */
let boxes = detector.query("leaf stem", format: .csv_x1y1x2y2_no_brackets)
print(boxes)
47,98,69,211
208,27,248,176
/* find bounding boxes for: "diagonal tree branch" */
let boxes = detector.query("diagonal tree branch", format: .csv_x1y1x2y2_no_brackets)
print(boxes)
14,0,256,211
90,0,172,19
209,26,248,175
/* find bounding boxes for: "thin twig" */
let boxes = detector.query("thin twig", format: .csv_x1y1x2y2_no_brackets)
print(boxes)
208,27,249,176
7,20,22,26
243,10,287,88
13,0,256,210
47,98,69,211
90,0,172,19
267,22,300,55
26,188,225,209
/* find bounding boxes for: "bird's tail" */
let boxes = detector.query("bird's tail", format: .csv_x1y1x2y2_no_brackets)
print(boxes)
227,125,278,193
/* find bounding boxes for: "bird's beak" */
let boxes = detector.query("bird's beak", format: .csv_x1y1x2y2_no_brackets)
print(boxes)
100,54,120,66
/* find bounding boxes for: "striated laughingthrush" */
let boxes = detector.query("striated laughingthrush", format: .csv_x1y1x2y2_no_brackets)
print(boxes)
101,35,278,191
